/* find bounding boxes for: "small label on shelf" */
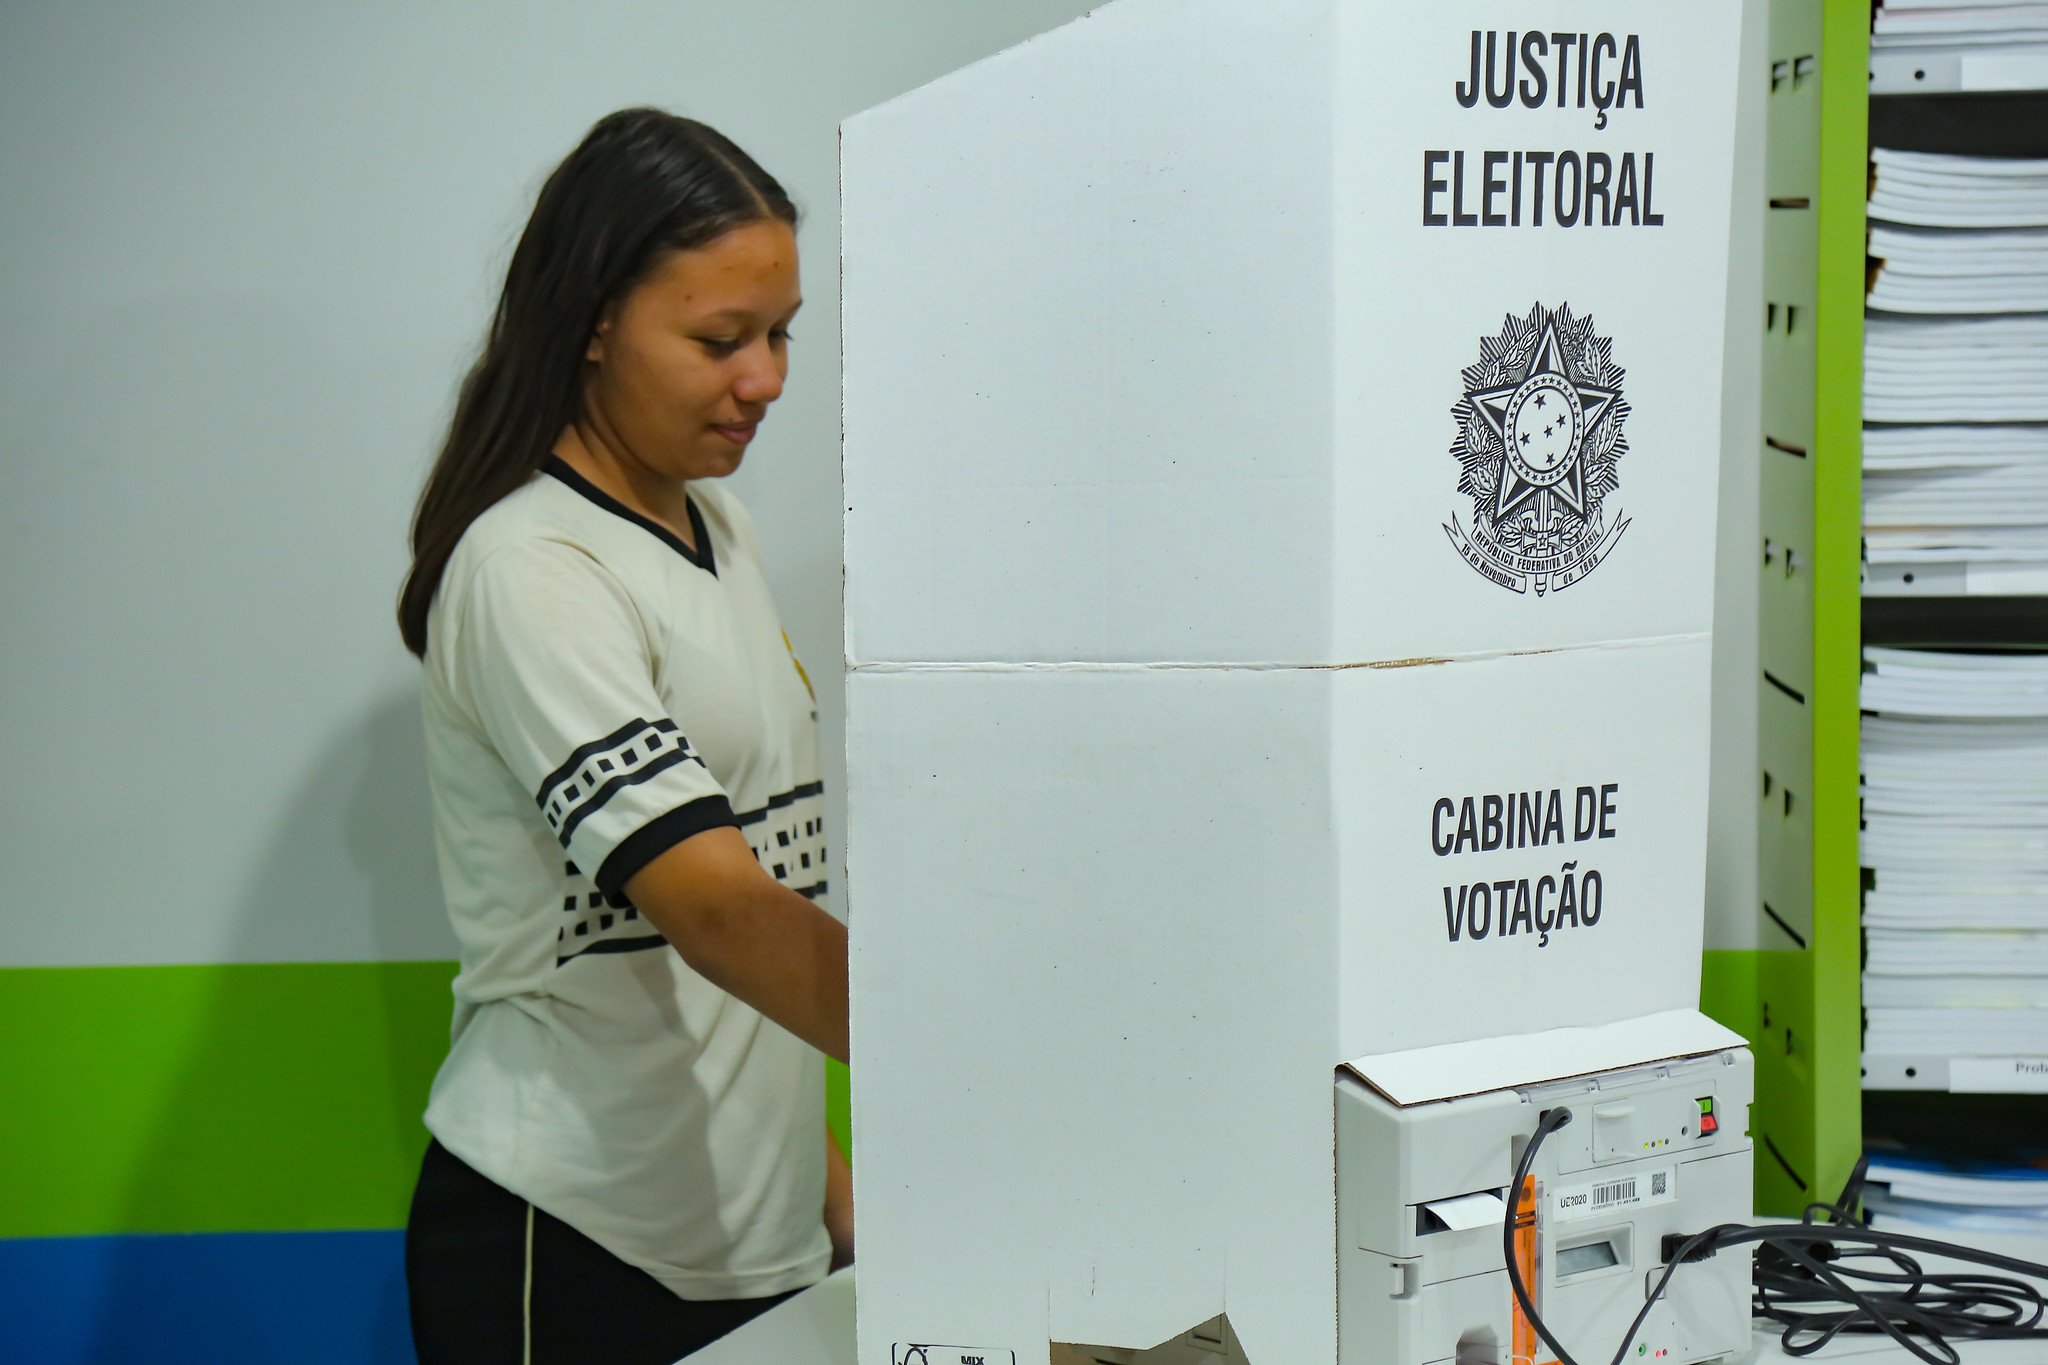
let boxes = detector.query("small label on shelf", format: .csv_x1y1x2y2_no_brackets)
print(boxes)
1961,53,2048,94
1951,1057,2048,1093
1966,564,2048,596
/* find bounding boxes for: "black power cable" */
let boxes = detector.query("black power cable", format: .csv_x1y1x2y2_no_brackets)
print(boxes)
1502,1107,2048,1365
1503,1106,1582,1365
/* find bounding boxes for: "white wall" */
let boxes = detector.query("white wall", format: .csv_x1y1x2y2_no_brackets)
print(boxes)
0,0,1096,968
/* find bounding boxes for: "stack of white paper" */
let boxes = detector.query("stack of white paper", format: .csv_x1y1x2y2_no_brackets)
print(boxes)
1862,647,2048,714
1862,654,2048,1059
1865,328,2048,420
1866,151,2048,594
1870,150,2048,229
1869,225,2048,313
1866,1007,2048,1052
1870,2,2048,94
1866,425,2048,469
1875,2,2048,52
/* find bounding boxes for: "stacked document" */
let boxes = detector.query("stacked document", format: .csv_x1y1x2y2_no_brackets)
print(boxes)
1861,650,2048,1060
1874,0,2048,53
1870,4,2048,95
1864,1151,2048,1236
1870,150,2048,229
1864,322,2048,422
1863,423,2048,593
1868,224,2048,312
1866,152,2048,594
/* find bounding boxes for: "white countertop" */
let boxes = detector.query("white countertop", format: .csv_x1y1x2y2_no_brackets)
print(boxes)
685,1270,2044,1364
1735,1327,2046,1362
685,1268,855,1365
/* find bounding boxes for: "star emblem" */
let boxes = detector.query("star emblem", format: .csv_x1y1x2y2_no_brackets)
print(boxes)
1445,302,1631,596
1462,320,1618,523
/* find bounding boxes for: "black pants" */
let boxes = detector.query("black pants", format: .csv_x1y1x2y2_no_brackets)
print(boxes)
406,1139,797,1364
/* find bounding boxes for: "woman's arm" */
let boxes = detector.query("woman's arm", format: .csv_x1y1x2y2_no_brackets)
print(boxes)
824,1127,854,1271
624,825,849,1062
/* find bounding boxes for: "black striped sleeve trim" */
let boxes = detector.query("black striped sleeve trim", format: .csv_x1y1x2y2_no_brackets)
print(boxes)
555,744,696,845
537,718,677,803
595,795,739,898
732,780,827,828
558,934,669,966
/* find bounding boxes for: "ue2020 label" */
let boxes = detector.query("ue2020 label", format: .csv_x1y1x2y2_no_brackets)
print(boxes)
1445,302,1632,596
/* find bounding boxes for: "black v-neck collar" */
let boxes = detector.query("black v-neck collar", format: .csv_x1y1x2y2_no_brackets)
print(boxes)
543,456,717,577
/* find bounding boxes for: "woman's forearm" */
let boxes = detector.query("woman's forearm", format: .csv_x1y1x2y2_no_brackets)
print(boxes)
626,825,849,1062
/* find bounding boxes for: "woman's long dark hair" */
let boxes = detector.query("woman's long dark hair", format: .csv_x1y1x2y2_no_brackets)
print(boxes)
397,108,797,657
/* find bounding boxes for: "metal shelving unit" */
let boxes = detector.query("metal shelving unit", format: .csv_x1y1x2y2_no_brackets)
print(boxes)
1857,59,2048,1102
1704,0,2048,1220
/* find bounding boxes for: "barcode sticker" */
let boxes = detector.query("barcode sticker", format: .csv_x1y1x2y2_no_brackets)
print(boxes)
1552,1164,1677,1223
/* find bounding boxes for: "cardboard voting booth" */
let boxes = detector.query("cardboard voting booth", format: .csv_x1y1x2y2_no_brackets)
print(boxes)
841,2,1742,1361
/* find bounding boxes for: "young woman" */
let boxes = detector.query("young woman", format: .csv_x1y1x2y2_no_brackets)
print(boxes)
398,108,851,1364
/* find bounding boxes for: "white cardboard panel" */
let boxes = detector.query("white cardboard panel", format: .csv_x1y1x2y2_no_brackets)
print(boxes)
1329,2,1741,662
1334,634,1715,1057
1344,1008,1745,1107
846,641,1710,1362
843,2,1741,1360
844,0,1740,668
847,665,1339,1365
843,0,1335,666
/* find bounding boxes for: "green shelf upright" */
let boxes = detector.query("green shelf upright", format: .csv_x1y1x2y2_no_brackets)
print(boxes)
1702,0,1866,1217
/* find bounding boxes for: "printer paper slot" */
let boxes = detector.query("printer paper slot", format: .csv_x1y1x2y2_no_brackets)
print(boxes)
1416,1190,1508,1234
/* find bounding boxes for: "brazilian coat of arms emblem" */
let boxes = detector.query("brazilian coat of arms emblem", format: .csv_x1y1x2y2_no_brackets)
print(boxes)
1444,303,1631,596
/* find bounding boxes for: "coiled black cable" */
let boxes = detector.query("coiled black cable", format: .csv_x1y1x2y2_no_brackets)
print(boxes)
1503,1109,2048,1365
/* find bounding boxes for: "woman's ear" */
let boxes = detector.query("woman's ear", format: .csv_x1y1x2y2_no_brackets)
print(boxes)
585,319,609,364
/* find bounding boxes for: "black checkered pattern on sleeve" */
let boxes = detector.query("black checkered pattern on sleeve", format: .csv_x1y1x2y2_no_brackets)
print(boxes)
535,719,704,846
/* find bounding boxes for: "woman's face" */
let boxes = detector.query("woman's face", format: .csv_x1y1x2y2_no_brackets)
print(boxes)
585,218,802,481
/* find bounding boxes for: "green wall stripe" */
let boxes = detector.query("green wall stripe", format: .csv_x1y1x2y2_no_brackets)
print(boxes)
1,962,456,1239
827,1057,852,1157
3,962,855,1240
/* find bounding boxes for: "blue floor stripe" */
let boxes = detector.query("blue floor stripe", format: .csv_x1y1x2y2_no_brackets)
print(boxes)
0,1229,413,1365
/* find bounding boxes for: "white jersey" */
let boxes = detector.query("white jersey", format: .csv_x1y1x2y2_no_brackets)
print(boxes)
419,457,830,1301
